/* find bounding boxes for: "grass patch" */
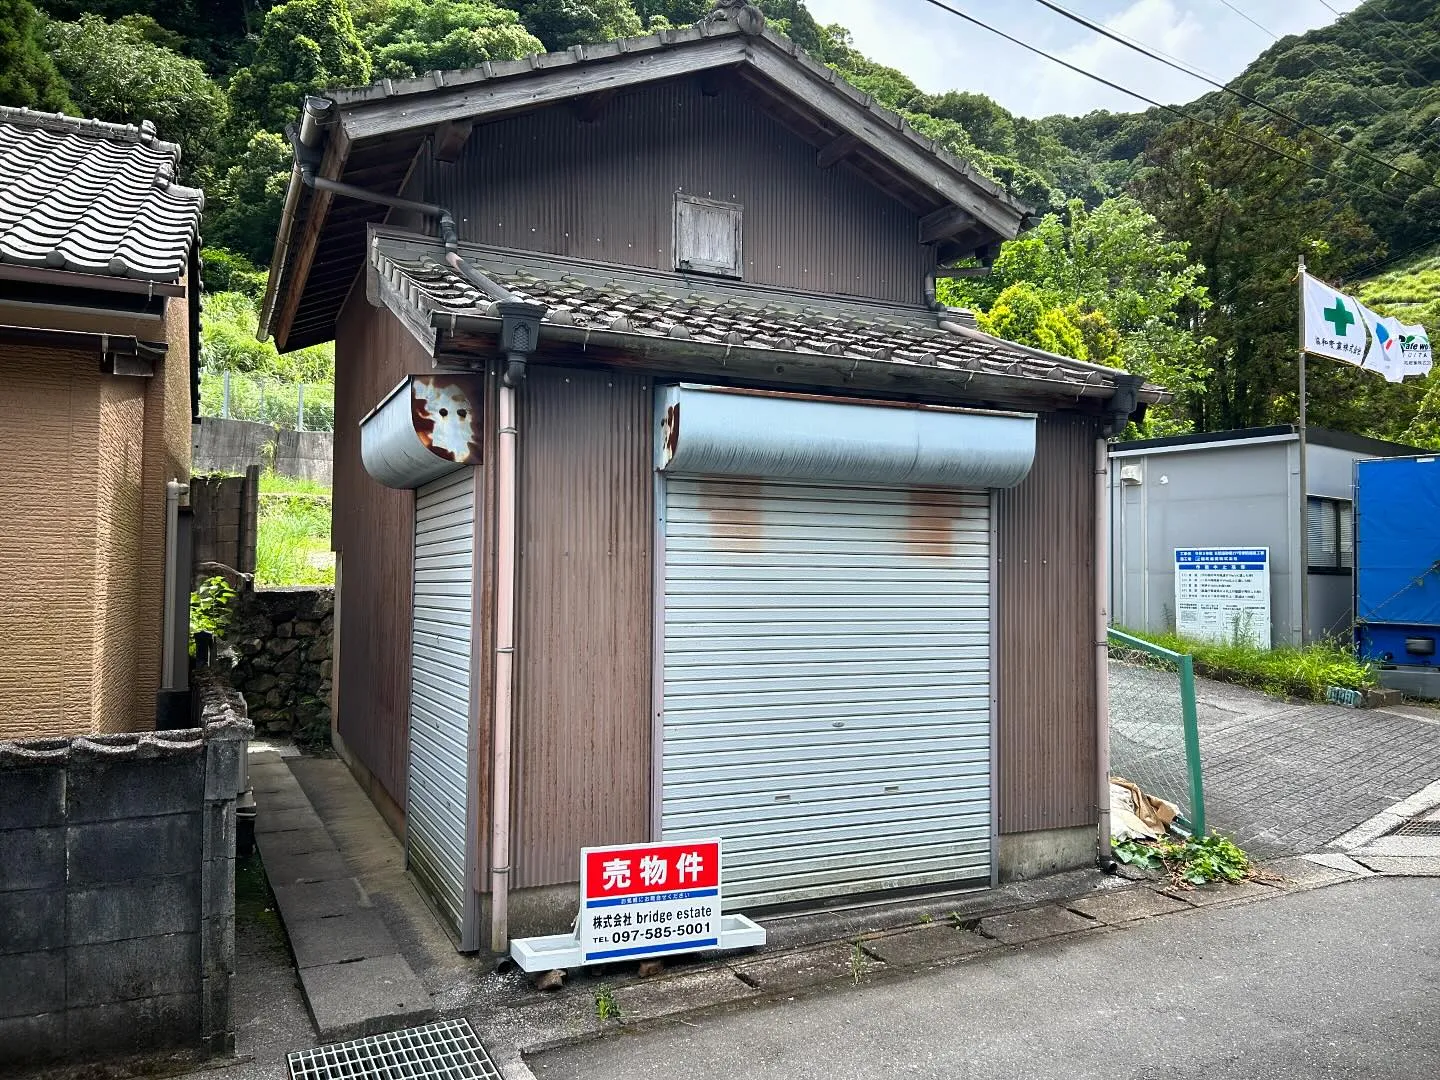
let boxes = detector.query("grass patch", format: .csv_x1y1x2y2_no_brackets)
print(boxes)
257,468,332,497
255,474,334,587
1117,626,1375,701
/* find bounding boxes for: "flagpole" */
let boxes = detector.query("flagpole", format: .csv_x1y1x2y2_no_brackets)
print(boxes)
1297,254,1310,646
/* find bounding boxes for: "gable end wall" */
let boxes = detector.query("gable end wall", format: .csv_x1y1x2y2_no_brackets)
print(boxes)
422,74,933,306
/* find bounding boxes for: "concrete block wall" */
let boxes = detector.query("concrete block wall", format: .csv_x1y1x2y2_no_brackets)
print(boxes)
0,684,250,1068
192,469,258,577
193,418,334,486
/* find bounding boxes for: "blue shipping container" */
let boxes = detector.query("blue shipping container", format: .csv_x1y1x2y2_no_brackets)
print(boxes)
1355,455,1440,667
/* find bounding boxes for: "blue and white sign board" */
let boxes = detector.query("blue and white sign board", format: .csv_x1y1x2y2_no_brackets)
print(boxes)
1174,548,1271,648
508,838,767,973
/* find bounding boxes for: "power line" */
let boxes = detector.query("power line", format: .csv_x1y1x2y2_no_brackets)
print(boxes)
1025,0,1438,192
1313,0,1440,69
1348,237,1440,279
913,0,1413,212
1211,0,1400,127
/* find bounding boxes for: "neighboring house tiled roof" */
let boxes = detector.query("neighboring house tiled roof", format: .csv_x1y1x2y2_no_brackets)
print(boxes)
0,108,204,282
369,236,1166,402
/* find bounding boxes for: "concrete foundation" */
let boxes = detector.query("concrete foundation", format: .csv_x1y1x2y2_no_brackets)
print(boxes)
1377,667,1440,701
998,826,1098,883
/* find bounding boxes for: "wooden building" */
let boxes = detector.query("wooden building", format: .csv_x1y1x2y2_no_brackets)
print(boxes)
260,3,1162,952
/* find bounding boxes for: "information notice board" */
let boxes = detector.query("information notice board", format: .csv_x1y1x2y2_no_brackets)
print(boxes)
1174,548,1271,648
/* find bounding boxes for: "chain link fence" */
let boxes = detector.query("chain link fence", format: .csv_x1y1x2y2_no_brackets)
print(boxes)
1108,628,1206,835
199,368,335,432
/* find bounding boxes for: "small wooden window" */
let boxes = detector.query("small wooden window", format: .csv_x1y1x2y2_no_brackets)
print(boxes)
674,194,743,278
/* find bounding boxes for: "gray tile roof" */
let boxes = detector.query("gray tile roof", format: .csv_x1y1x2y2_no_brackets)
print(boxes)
0,108,204,282
371,237,1160,400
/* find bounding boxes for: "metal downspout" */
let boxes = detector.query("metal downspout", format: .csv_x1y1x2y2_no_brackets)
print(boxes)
161,480,189,690
487,301,545,954
1094,437,1113,869
490,374,518,953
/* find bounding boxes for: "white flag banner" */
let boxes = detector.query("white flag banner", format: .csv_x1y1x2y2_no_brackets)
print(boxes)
1398,322,1433,379
1357,302,1406,383
1302,273,1367,365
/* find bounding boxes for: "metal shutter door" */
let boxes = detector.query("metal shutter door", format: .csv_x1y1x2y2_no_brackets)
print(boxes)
661,477,992,908
408,469,475,937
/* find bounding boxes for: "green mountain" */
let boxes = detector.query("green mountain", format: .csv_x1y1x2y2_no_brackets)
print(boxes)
5,0,1435,443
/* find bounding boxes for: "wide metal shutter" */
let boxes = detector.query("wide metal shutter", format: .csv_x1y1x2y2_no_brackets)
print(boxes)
408,468,475,941
661,477,992,908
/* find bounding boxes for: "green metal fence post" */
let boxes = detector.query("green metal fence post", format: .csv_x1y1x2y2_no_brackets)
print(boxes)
1178,653,1206,836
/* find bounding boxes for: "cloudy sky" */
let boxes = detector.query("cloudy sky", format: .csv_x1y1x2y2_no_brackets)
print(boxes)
804,0,1362,118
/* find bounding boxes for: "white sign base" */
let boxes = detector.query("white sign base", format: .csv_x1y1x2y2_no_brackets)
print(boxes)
510,913,767,973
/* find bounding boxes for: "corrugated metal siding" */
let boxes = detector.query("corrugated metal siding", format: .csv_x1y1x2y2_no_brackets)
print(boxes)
333,292,434,808
661,478,992,907
408,468,476,934
512,367,653,889
425,75,929,305
994,413,1101,833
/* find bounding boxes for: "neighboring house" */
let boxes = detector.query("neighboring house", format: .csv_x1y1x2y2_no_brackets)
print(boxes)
261,4,1161,952
1109,425,1423,647
0,108,203,739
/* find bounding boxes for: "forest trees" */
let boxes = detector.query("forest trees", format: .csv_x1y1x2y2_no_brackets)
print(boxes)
941,197,1211,434
1133,114,1428,438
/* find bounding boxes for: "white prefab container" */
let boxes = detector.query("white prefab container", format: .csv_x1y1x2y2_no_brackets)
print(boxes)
407,468,478,946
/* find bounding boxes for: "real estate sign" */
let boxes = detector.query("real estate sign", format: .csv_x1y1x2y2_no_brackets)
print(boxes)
578,839,723,964
1174,548,1271,649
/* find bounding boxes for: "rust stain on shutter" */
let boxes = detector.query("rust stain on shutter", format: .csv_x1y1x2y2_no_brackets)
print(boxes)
699,478,766,553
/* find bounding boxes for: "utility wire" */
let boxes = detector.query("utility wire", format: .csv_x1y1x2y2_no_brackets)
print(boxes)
913,0,1413,211
1212,0,1401,128
1314,0,1440,69
1025,0,1439,192
1347,237,1440,279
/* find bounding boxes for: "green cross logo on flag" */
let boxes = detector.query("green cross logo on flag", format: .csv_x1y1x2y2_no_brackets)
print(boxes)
1302,273,1367,366
1322,298,1355,336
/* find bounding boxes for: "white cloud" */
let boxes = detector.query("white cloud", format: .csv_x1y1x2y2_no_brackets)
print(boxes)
802,0,1363,118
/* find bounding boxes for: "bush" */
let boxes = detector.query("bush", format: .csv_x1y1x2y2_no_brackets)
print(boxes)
1119,627,1376,701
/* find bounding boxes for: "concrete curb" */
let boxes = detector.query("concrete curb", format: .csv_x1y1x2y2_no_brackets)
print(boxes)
484,855,1372,1072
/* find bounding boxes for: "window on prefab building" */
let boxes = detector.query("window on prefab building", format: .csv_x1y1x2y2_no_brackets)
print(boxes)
1307,497,1354,571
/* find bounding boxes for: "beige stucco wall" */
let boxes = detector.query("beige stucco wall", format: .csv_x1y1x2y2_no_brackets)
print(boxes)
0,291,193,739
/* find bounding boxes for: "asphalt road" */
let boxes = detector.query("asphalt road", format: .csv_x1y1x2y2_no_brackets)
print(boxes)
529,877,1440,1080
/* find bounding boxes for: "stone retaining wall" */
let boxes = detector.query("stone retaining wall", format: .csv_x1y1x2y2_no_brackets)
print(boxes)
0,680,250,1067
227,585,333,745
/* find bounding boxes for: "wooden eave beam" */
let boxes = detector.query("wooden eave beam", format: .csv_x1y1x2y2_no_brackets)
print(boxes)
919,206,978,245
273,126,350,351
571,88,618,123
433,119,474,162
339,37,749,142
817,133,860,169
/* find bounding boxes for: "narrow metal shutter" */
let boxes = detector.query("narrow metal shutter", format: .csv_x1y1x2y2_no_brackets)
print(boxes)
408,469,475,937
662,477,992,909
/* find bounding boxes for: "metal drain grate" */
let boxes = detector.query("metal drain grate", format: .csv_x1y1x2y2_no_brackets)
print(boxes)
287,1018,500,1080
1387,817,1440,838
